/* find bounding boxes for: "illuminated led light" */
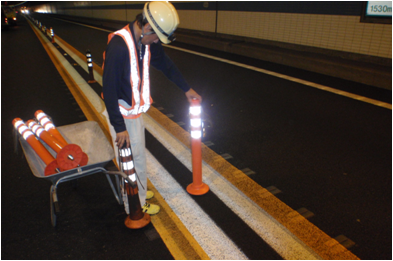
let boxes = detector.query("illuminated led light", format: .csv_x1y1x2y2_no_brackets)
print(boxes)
191,130,201,139
189,106,201,116
190,118,201,128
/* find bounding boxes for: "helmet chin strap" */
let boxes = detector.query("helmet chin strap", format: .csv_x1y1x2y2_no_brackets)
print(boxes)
138,23,155,60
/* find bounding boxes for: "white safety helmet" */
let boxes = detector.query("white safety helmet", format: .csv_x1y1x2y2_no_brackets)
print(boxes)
143,1,179,44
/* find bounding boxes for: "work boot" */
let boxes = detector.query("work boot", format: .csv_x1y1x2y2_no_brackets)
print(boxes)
142,202,160,215
146,190,154,200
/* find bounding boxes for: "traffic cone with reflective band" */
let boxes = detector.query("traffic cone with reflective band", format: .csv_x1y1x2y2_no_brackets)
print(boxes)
86,50,96,83
26,120,87,171
13,118,59,176
187,99,209,195
120,145,150,229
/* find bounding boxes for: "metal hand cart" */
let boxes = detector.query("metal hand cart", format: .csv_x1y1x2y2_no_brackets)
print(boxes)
19,121,128,227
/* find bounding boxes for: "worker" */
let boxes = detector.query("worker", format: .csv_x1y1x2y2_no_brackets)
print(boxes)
102,1,202,215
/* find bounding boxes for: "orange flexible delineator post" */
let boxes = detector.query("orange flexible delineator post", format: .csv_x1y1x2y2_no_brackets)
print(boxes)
13,118,59,176
186,99,209,195
34,110,89,171
26,120,86,171
50,27,55,43
86,50,97,84
120,146,150,229
35,110,68,145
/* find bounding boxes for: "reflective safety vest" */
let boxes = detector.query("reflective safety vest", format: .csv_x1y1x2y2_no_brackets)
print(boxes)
105,25,152,119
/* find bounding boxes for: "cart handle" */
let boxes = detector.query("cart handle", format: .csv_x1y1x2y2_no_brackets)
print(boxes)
106,171,137,189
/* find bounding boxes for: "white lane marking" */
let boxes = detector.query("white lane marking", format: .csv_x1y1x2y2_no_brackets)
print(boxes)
146,149,248,260
163,46,391,110
53,17,113,33
143,113,322,260
55,17,391,110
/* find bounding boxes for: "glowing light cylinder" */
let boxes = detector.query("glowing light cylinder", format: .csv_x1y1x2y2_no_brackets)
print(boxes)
13,118,59,176
119,145,151,229
186,99,209,195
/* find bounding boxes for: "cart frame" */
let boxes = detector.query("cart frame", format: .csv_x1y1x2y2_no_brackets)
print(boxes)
19,121,127,227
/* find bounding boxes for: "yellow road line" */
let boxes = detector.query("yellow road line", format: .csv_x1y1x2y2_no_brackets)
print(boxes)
146,106,360,260
28,19,208,260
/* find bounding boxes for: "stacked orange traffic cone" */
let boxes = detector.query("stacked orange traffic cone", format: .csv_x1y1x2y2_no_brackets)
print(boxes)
119,145,150,229
13,118,60,176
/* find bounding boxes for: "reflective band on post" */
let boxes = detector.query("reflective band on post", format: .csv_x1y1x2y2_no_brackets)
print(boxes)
122,161,134,171
30,124,44,137
23,131,33,140
128,174,136,182
36,112,45,121
120,147,131,157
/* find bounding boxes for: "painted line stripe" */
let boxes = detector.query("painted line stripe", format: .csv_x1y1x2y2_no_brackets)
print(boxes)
144,112,321,260
164,46,391,110
146,106,359,260
54,16,390,110
145,148,248,260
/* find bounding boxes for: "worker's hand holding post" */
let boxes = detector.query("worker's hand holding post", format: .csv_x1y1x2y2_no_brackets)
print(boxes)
116,130,130,149
185,88,202,103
